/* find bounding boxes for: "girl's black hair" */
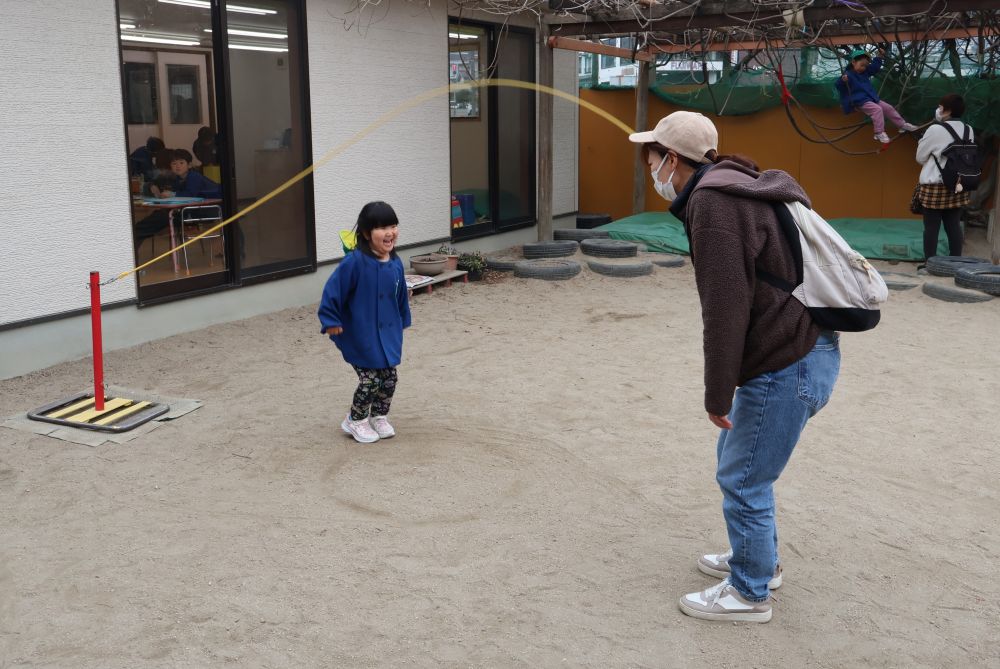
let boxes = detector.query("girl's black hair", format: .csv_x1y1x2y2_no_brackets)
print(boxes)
354,201,400,258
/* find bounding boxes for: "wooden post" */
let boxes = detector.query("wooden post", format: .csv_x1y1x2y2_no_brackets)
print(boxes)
538,21,554,241
632,60,651,215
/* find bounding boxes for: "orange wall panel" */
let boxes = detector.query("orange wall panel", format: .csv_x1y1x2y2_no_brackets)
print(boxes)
579,89,923,221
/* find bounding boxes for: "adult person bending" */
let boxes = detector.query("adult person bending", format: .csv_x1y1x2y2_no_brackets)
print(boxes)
629,112,841,623
915,94,972,264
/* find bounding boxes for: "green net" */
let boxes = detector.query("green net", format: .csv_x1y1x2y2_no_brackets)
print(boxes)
579,45,1000,136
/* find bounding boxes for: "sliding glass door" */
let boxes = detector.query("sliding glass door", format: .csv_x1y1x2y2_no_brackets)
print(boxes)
117,0,314,302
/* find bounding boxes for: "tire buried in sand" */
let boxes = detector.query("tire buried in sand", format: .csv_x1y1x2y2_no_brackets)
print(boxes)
878,271,921,291
580,238,639,258
522,240,579,259
921,280,993,303
954,266,1000,295
924,255,992,277
587,260,654,278
485,256,519,272
553,228,611,242
514,259,582,281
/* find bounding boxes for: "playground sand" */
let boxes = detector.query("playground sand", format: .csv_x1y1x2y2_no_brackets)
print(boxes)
1,246,998,667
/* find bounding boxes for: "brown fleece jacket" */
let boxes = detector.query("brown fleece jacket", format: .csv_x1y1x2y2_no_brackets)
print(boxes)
680,161,821,416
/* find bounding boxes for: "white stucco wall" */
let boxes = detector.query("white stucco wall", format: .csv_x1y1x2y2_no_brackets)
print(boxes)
307,0,451,261
0,2,137,326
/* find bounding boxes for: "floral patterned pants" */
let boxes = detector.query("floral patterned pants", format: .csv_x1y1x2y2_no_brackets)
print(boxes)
350,366,398,421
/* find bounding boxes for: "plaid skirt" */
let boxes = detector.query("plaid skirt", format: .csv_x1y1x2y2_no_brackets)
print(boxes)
918,183,970,210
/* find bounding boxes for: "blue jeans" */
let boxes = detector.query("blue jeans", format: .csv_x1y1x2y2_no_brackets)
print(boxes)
715,331,841,601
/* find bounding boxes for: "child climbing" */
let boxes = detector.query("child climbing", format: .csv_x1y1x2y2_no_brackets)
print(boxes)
836,48,918,144
318,201,412,444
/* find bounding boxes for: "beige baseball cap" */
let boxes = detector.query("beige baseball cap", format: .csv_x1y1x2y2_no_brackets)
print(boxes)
628,111,719,164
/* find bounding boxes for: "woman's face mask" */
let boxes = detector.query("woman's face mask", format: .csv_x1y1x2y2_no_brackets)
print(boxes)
935,106,949,122
651,153,678,201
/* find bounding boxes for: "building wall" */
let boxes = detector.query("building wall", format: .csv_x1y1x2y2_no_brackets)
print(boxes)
0,2,138,325
307,0,452,261
579,88,921,221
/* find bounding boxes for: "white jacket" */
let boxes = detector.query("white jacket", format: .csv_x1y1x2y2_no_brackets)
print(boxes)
916,119,974,185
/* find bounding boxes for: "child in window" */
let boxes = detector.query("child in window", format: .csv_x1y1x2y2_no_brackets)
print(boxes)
835,48,918,144
318,202,412,443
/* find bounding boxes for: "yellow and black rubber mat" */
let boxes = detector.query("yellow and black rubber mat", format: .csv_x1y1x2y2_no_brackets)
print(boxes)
28,392,169,433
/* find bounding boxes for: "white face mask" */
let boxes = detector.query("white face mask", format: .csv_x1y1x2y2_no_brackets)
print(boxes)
934,106,948,122
651,153,678,201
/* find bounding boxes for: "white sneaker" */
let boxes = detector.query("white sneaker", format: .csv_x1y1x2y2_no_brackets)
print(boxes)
679,578,773,623
900,122,919,132
874,131,891,143
698,549,783,589
368,415,395,439
341,416,379,443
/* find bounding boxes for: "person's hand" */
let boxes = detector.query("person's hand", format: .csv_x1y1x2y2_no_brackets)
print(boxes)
324,326,343,335
160,190,174,198
708,413,733,429
841,74,848,82
877,47,886,57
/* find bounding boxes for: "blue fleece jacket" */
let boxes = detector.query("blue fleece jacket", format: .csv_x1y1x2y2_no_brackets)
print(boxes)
834,57,882,114
317,250,412,369
175,170,222,198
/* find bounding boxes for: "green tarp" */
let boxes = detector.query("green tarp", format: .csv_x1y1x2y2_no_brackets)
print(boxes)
599,211,950,260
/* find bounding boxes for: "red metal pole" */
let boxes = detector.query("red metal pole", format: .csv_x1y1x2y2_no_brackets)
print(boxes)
89,271,105,411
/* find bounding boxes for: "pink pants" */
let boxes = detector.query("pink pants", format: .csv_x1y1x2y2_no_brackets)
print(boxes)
859,100,906,134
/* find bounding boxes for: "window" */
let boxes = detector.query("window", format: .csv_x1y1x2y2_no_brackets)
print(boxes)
448,21,536,239
600,38,618,69
117,0,314,303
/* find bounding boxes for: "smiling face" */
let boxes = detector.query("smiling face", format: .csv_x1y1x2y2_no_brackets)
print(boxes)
851,56,870,73
366,224,398,259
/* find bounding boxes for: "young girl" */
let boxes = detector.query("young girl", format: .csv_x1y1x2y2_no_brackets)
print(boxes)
318,201,411,443
835,48,918,144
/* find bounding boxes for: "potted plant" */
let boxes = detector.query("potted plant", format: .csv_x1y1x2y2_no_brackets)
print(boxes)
457,251,487,281
437,243,459,271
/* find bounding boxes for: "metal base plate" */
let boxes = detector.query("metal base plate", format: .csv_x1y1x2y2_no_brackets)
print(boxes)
27,392,170,433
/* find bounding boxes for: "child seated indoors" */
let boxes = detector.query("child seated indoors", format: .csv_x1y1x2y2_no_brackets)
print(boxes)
835,48,918,144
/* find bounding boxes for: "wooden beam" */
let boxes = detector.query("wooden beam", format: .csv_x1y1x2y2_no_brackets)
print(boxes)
548,27,998,58
538,22,554,241
631,60,650,215
548,36,652,62
549,0,992,38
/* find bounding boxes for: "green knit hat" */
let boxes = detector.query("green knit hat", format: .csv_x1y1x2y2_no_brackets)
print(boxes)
850,49,870,61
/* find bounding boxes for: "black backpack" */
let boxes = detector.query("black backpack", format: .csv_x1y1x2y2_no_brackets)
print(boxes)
932,122,982,192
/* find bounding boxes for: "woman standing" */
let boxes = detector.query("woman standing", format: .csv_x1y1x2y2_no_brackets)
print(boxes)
915,94,973,262
629,111,841,623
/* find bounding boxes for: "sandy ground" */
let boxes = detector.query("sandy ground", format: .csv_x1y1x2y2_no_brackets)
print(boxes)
1,236,999,668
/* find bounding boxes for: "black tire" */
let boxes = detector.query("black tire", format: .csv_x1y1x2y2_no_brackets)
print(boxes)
878,271,920,291
647,254,685,268
554,228,611,241
486,256,519,272
580,238,638,258
514,259,582,281
954,265,1000,295
921,281,994,303
522,240,579,259
587,260,654,277
576,213,612,229
924,255,992,277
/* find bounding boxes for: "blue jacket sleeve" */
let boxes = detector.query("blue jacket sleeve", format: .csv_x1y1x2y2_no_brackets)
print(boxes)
318,255,357,334
397,260,412,329
866,57,883,76
834,77,852,114
178,172,222,198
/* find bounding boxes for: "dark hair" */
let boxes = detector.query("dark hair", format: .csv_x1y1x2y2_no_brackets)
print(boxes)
706,149,760,172
172,148,194,163
354,201,399,258
939,93,965,118
196,126,215,142
146,137,165,152
153,149,174,169
642,142,759,172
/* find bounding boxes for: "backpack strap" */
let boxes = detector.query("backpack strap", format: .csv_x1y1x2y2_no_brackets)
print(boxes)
756,203,803,293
